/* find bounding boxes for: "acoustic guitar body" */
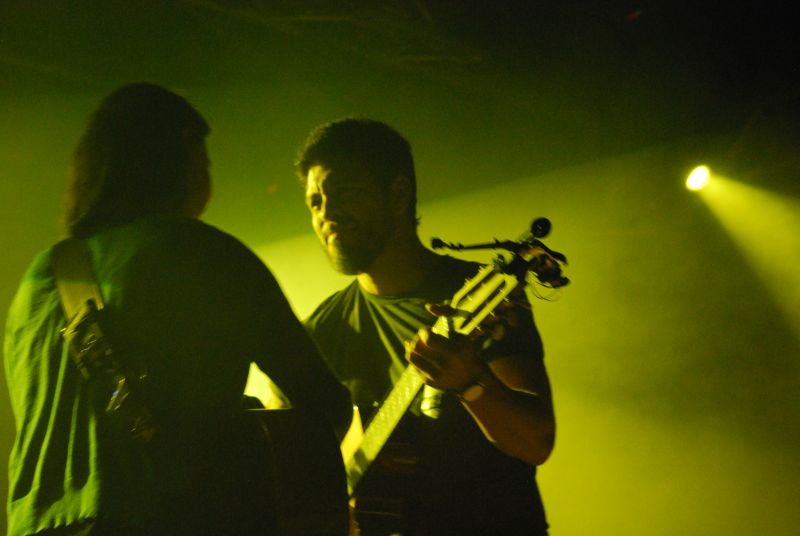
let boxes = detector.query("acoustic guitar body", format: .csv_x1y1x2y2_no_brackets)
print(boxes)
250,408,350,536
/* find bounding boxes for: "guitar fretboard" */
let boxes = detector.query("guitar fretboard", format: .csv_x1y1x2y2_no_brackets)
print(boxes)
345,365,423,494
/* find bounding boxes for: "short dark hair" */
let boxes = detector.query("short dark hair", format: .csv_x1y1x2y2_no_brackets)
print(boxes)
295,117,417,219
63,82,210,238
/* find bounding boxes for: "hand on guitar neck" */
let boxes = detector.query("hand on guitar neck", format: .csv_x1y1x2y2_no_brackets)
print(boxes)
405,318,489,395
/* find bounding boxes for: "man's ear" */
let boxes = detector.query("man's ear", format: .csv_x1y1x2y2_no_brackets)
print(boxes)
390,175,413,216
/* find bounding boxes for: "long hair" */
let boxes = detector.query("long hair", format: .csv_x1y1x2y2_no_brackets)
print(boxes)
63,83,209,238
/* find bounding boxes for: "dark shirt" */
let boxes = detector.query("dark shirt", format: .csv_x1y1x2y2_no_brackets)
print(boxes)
4,215,351,536
305,255,549,535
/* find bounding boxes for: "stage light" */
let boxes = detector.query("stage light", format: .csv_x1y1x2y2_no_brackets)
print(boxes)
696,175,800,339
686,165,710,191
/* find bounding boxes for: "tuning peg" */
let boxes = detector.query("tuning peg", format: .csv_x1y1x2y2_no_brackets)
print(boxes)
530,218,551,238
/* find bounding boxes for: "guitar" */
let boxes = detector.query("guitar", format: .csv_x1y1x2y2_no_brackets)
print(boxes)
250,407,351,535
343,220,568,531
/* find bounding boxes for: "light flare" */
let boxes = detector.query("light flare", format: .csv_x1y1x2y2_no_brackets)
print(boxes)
686,165,711,191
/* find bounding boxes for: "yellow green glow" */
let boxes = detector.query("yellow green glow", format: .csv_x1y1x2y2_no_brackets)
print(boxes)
698,175,800,339
243,158,799,534
686,165,710,191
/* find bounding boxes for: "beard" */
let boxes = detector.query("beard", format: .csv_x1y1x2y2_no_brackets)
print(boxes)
319,212,395,275
323,235,386,275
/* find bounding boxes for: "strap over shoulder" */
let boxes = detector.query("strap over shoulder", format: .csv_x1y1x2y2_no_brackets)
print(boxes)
51,238,105,319
51,237,156,443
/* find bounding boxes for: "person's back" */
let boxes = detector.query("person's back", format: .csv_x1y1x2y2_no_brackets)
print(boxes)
6,216,283,534
5,83,352,536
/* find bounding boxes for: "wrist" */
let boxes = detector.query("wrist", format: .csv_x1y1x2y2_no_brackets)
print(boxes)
456,371,492,402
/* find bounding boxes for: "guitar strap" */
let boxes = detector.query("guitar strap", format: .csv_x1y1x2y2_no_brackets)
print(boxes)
51,238,156,443
51,238,105,319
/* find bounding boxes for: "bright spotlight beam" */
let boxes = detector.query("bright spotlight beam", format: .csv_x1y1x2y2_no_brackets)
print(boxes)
697,175,800,340
686,165,710,191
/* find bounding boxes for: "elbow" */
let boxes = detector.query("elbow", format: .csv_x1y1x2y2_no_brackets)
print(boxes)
511,429,555,466
527,438,555,466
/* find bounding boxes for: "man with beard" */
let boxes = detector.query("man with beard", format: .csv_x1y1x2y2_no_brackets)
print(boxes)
296,118,555,535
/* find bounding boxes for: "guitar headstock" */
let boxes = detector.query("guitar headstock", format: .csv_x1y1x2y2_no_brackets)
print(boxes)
432,217,569,289
436,266,519,338
496,239,569,289
429,217,569,339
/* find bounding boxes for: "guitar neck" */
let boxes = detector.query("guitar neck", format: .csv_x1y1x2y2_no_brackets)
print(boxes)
344,365,423,494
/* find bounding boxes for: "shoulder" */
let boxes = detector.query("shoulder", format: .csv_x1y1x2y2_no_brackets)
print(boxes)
102,216,266,272
433,254,482,281
86,217,278,308
154,217,257,257
421,254,483,299
434,254,480,274
5,248,56,320
24,247,55,280
304,280,360,333
96,215,246,249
